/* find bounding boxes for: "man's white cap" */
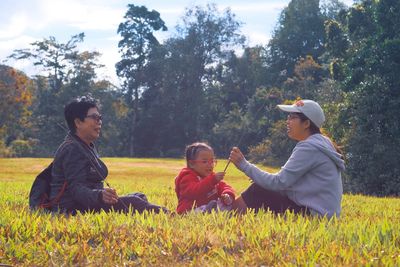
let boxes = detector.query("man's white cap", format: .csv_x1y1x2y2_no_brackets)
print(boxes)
277,99,325,128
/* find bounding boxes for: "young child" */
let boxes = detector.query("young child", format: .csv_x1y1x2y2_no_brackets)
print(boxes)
175,142,235,214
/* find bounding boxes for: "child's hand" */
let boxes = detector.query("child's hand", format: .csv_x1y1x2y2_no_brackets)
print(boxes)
214,172,225,182
221,193,233,205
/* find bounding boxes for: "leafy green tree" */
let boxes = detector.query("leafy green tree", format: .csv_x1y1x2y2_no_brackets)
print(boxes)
89,82,128,156
8,33,85,91
211,87,284,157
29,75,64,156
212,103,247,155
116,4,167,156
266,0,325,85
8,34,116,156
325,20,348,59
320,0,348,20
7,33,90,155
136,40,190,156
9,139,36,157
282,55,327,100
136,4,244,156
0,65,34,156
248,120,295,166
328,0,400,195
211,47,268,113
170,4,244,146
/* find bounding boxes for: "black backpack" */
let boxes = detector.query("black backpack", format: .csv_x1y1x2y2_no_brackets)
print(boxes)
29,162,67,211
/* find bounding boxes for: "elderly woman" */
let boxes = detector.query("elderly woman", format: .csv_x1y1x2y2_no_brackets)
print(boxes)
229,100,345,218
48,95,167,214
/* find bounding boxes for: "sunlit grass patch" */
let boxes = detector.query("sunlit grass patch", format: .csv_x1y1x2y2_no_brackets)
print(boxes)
0,158,399,266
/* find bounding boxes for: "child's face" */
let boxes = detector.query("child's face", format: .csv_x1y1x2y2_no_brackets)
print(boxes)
190,149,216,177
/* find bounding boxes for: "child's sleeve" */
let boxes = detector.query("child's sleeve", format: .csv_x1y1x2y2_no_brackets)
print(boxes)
178,173,218,200
217,181,235,199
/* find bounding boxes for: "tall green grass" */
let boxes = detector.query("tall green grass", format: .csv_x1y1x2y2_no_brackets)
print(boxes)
0,158,399,266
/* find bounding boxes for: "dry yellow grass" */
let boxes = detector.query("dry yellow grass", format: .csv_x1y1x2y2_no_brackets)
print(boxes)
0,158,399,266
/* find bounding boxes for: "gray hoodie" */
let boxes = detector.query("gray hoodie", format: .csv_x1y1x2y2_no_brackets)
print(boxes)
239,134,345,218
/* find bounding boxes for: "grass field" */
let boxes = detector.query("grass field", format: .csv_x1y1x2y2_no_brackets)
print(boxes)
0,158,399,266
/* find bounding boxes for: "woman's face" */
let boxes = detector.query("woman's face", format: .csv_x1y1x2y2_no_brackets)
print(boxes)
286,112,310,141
189,149,216,178
75,107,102,143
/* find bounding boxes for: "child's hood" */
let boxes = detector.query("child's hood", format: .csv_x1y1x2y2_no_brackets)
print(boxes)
175,167,215,184
176,167,196,179
175,168,197,187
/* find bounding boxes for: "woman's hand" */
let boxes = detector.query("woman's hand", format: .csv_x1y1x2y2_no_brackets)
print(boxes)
220,193,233,205
102,187,119,204
214,172,225,182
229,147,245,168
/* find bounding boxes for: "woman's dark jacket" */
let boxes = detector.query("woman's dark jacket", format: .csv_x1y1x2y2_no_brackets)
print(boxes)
49,133,108,213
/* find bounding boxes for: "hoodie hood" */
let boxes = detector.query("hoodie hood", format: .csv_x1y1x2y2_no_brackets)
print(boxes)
175,168,199,181
303,134,345,172
175,168,205,198
175,168,190,198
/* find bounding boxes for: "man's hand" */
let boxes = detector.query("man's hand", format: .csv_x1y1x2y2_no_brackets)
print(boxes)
102,187,119,204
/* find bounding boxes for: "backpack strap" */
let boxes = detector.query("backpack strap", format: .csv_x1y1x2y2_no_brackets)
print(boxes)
69,134,107,180
68,134,130,209
31,136,103,211
39,181,67,209
34,140,75,210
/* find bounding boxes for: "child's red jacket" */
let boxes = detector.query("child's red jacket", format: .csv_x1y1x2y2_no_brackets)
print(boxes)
175,167,235,214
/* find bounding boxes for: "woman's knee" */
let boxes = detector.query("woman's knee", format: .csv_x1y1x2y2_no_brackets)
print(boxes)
233,196,248,214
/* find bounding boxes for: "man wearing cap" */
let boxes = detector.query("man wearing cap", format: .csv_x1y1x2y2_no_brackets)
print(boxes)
229,100,345,219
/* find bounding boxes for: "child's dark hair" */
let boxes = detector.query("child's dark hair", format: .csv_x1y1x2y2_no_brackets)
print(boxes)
185,142,213,167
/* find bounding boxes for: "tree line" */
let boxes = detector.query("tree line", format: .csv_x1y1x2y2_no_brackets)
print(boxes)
1,0,399,196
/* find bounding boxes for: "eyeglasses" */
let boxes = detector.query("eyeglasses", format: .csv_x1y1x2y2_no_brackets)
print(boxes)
287,113,301,120
190,159,218,166
85,114,103,122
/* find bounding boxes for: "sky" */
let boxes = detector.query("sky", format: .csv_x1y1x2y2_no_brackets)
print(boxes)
0,0,354,86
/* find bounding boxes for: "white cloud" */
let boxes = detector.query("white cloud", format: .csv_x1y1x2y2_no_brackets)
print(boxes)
0,35,46,77
1,0,357,84
223,2,288,13
0,35,37,62
96,48,121,86
77,35,122,86
106,35,121,42
38,0,125,31
0,35,36,51
245,31,270,46
0,13,29,39
156,7,183,15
